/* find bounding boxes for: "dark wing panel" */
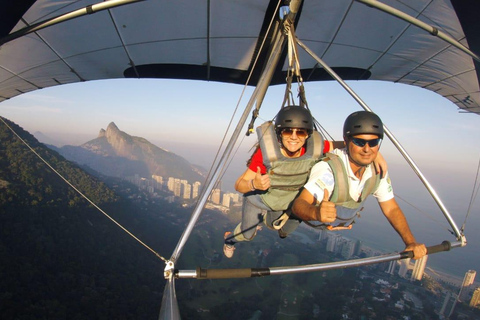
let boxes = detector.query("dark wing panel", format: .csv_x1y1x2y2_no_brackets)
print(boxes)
0,0,36,38
0,0,479,114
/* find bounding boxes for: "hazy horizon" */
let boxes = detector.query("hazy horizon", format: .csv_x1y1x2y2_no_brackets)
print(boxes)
2,78,480,280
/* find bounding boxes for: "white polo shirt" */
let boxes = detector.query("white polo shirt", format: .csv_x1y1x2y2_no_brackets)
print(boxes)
304,148,394,226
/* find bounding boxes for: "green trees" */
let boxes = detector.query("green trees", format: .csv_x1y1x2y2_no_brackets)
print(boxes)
0,118,117,209
0,118,168,319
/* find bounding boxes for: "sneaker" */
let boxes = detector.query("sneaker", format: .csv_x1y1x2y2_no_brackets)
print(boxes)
278,228,288,239
223,231,235,258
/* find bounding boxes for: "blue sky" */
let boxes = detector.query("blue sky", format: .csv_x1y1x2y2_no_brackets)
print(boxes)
1,78,480,278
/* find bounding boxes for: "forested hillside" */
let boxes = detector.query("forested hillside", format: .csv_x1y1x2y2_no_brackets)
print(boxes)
0,118,181,319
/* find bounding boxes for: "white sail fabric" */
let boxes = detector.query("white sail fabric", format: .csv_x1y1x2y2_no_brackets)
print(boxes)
0,0,479,114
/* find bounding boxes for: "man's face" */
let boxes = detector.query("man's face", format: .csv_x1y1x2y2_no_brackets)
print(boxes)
346,134,381,167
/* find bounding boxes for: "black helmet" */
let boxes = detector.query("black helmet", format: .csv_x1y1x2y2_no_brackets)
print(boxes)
275,105,313,133
343,111,384,139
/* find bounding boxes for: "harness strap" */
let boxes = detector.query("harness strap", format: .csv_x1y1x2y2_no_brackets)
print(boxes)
257,121,281,164
256,121,324,167
323,153,380,204
323,153,349,203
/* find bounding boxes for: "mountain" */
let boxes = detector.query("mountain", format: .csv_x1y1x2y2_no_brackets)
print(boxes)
0,119,117,208
0,117,188,318
33,131,62,146
53,122,206,183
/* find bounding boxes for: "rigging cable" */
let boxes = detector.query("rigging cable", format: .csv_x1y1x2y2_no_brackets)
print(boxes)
283,18,335,143
246,4,291,136
168,0,290,263
199,0,284,191
461,154,480,232
394,193,454,236
0,117,167,263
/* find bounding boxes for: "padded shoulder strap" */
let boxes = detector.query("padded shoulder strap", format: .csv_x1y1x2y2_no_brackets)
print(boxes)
256,121,281,165
359,166,381,202
308,130,324,160
323,153,381,204
323,153,349,203
256,121,324,168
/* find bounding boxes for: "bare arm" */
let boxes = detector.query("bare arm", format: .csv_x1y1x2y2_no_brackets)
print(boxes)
379,198,426,259
292,189,336,223
234,167,270,194
373,151,388,178
329,140,345,150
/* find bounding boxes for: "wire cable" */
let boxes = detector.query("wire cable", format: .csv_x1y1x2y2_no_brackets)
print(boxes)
394,193,453,235
0,117,167,263
462,154,480,232
200,0,283,196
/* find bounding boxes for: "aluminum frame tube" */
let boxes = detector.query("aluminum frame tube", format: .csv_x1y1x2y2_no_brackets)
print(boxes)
169,17,289,264
0,0,145,46
158,277,180,320
296,38,464,241
268,240,458,276
176,240,461,279
356,0,480,63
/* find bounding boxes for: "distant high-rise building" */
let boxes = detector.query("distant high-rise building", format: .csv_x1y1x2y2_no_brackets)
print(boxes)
318,229,328,242
464,270,476,286
398,258,410,278
411,255,428,281
152,174,163,185
459,270,477,301
326,233,341,252
173,179,182,197
167,177,176,192
211,188,221,204
183,182,191,199
387,260,396,275
341,239,355,259
447,269,478,317
470,287,480,308
353,240,362,256
192,181,201,198
440,290,456,316
230,193,240,203
222,194,231,207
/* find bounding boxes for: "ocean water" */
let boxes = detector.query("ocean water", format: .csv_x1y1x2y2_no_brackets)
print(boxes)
338,197,479,279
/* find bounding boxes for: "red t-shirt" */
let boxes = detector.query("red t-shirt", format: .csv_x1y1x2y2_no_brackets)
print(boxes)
248,140,331,174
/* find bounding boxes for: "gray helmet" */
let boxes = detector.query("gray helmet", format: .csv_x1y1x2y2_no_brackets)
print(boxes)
275,105,313,133
343,111,384,139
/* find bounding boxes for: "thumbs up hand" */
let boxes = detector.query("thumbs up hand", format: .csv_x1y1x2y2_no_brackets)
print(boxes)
252,166,271,191
318,189,336,223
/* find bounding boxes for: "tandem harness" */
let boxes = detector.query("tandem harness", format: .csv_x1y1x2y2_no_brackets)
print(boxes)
306,153,381,231
256,121,324,228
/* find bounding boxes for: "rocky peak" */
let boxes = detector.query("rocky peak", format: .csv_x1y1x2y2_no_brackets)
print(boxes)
60,121,206,182
98,129,106,138
106,122,120,137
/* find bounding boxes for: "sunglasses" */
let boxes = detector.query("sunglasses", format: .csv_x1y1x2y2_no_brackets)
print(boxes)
281,128,309,139
350,137,382,148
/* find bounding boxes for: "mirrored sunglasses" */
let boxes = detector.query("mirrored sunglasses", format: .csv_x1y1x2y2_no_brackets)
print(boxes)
351,137,382,148
281,128,309,139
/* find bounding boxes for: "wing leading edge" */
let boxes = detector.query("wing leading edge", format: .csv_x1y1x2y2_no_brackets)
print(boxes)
0,0,479,114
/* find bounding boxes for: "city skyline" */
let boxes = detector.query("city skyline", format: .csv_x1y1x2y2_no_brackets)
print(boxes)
2,78,479,282
125,172,241,211
85,160,480,314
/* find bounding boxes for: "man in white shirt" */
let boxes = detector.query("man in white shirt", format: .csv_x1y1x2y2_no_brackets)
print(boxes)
292,111,426,259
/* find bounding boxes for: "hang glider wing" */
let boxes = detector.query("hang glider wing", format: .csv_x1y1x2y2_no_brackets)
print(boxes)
0,0,479,114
